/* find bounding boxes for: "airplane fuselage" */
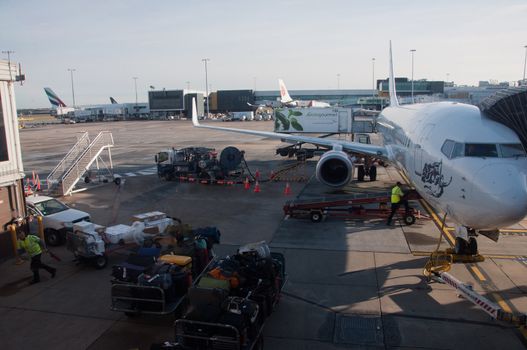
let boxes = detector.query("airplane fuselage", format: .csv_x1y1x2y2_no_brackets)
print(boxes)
377,101,527,230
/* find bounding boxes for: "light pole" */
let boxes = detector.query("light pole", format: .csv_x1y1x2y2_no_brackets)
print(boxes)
372,58,376,97
336,73,340,89
132,77,138,105
410,49,416,103
253,77,256,91
67,68,76,108
446,73,450,84
186,81,190,90
202,58,210,118
523,45,527,83
2,50,15,80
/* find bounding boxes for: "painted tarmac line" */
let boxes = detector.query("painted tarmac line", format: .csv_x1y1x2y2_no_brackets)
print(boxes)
125,173,137,177
470,265,487,282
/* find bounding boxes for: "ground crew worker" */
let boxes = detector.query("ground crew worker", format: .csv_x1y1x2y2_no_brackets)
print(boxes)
386,181,410,225
17,228,56,284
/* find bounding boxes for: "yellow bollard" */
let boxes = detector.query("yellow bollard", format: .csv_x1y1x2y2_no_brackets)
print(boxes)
9,224,24,265
37,216,45,242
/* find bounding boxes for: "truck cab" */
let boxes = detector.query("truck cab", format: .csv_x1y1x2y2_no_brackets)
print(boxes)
25,195,91,246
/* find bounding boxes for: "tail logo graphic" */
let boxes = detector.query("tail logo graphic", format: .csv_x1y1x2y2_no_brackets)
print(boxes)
44,88,67,107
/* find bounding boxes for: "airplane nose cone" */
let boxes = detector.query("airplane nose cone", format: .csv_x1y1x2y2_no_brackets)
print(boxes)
472,164,527,227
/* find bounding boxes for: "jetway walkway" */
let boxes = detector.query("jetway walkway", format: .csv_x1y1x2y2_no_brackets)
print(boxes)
46,131,114,196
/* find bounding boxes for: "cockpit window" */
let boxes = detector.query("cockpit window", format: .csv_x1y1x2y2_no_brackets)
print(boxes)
465,143,498,157
500,143,526,157
451,142,464,159
441,140,455,158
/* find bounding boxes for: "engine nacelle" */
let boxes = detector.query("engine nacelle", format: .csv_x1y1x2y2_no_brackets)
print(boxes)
315,150,354,187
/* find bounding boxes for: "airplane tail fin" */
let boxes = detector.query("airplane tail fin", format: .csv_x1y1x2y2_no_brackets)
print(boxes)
110,97,118,104
44,87,67,107
278,79,293,103
388,41,399,107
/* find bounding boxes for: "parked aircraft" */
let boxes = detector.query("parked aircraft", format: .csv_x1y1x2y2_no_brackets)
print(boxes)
44,87,76,116
192,42,527,255
248,79,332,109
278,79,330,107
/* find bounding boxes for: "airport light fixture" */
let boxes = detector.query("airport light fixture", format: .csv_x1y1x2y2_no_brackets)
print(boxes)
67,68,76,108
186,81,190,90
372,58,375,97
202,58,210,118
337,73,340,89
410,49,416,103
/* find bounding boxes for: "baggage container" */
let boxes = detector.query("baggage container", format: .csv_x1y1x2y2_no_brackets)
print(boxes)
104,224,131,244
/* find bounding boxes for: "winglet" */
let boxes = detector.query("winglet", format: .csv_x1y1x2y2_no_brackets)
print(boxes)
388,41,399,107
191,97,200,126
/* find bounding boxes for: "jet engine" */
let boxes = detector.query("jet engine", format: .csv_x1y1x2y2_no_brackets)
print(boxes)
315,150,354,187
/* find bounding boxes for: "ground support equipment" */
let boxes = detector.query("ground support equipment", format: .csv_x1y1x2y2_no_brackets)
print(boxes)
283,190,423,224
429,270,527,326
166,242,286,350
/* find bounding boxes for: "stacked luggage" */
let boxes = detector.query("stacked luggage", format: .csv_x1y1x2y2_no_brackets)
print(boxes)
110,227,220,316
173,241,286,350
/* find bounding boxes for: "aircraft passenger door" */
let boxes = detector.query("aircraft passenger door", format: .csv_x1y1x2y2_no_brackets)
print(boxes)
414,123,435,174
338,112,350,133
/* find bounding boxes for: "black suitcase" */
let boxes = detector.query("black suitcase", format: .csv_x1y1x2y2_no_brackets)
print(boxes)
112,262,149,283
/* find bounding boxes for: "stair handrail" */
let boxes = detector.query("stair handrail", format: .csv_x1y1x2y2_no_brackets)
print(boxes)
60,131,114,195
46,132,90,187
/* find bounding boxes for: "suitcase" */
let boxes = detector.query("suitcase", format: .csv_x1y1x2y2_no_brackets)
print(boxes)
159,254,192,267
112,262,148,282
197,276,231,291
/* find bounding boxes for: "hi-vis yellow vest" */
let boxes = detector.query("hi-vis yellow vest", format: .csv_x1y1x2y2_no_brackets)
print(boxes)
391,186,404,204
18,235,42,257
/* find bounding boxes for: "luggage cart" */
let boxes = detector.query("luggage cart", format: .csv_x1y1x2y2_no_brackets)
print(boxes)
111,258,215,317
283,190,422,225
170,246,286,350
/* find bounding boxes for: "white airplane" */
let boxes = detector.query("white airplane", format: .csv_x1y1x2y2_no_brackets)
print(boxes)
279,79,331,107
192,42,527,255
44,87,76,116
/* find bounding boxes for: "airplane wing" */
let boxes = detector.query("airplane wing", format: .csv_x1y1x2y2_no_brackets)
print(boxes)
192,107,388,159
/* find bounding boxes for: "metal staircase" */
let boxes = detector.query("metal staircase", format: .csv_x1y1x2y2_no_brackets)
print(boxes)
46,131,114,196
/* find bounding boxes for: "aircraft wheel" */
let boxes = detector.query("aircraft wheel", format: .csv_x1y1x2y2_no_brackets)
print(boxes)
454,237,469,255
468,237,478,255
369,165,377,181
310,211,323,223
357,165,365,182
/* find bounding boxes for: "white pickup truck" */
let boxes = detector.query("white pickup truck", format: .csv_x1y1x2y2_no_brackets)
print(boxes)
25,195,91,246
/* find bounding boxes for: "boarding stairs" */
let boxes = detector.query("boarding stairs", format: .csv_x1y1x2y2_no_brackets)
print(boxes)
46,131,114,196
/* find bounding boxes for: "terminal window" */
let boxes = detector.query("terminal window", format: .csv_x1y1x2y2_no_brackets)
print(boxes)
0,94,9,162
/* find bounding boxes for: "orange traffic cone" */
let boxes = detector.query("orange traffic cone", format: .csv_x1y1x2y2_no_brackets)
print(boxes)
255,169,260,180
284,182,292,195
244,177,250,190
253,180,261,193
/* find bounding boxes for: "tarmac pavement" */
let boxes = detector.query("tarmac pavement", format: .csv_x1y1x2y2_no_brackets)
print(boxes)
1,120,527,349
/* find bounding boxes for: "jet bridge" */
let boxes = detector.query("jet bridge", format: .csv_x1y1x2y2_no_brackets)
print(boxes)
479,87,527,149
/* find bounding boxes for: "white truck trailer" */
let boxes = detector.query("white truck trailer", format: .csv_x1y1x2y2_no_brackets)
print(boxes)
274,107,353,133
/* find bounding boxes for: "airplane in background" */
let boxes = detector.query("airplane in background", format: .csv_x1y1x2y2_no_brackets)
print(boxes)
192,42,527,255
110,97,118,104
44,87,76,116
278,79,330,107
248,79,332,109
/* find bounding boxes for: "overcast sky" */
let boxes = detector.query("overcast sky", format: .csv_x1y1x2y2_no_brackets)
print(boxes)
2,0,526,108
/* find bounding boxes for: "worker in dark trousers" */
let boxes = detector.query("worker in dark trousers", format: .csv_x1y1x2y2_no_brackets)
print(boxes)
17,228,56,284
386,181,410,225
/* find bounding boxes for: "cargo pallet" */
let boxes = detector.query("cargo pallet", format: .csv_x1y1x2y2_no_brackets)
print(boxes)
283,190,422,224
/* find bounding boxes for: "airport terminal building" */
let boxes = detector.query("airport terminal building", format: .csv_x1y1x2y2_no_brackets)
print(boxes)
0,60,26,259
